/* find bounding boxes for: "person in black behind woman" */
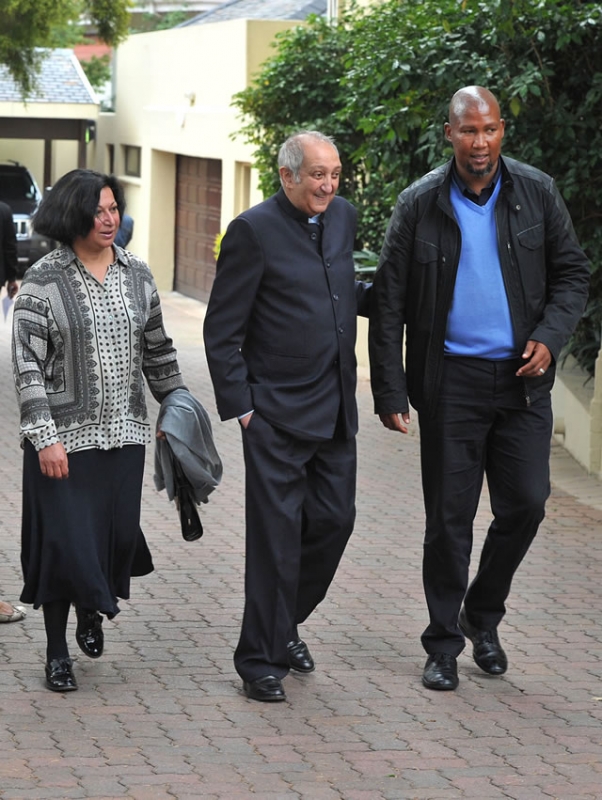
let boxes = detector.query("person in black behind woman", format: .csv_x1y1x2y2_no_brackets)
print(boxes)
12,169,185,692
204,131,370,702
1,201,24,626
0,199,19,299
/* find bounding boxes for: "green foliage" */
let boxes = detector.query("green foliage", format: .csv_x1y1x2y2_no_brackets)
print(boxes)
353,249,378,281
234,14,358,200
86,0,131,43
0,0,131,97
213,231,225,261
80,53,111,90
131,8,193,33
232,0,602,375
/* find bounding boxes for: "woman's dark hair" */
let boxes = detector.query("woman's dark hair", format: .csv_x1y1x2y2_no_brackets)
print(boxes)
33,169,126,246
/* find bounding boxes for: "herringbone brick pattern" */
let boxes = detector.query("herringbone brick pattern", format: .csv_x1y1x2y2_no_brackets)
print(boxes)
1,291,601,800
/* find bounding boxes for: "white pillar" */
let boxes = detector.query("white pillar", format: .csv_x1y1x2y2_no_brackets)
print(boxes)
589,329,602,477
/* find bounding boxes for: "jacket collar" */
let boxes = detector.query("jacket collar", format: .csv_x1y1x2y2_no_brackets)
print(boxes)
444,155,513,192
275,187,333,225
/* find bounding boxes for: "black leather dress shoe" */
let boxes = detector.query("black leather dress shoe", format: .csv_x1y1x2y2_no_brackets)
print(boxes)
287,638,315,673
243,675,286,702
75,607,104,659
422,653,459,690
459,607,508,675
45,658,78,692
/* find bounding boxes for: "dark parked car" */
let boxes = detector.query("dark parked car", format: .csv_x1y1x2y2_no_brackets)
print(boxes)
0,161,54,276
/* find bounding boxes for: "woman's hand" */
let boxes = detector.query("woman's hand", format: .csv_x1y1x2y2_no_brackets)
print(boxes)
38,443,69,479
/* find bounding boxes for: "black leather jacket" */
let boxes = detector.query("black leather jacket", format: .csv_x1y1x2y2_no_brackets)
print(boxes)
369,155,591,418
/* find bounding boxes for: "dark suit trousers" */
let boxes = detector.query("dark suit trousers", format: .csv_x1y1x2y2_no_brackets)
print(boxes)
418,357,552,656
235,412,356,681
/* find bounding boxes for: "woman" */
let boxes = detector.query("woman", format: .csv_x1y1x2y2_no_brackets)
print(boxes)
12,169,185,692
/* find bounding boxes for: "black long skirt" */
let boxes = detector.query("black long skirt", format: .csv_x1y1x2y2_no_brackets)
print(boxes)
20,441,154,618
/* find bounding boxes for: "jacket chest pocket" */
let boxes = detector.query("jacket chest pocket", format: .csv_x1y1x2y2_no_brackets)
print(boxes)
516,222,544,251
414,238,440,266
514,221,546,301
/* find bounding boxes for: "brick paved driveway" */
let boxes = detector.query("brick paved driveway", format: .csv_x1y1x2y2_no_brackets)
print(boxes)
1,291,601,800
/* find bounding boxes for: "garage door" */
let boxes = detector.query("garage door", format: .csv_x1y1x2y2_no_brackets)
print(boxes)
174,155,222,302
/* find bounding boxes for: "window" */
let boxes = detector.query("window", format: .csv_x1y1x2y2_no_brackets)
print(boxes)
106,144,115,175
124,145,141,177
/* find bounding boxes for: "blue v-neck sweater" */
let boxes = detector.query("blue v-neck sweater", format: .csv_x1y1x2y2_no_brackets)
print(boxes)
445,179,516,359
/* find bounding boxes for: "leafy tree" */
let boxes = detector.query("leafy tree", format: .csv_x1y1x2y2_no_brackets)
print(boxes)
233,0,602,375
80,54,112,92
0,0,131,97
130,9,194,33
234,14,359,202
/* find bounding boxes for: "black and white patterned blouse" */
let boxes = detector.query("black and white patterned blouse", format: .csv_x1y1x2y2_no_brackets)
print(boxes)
12,246,185,453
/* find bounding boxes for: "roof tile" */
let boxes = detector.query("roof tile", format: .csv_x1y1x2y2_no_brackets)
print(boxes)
180,0,327,25
0,49,97,104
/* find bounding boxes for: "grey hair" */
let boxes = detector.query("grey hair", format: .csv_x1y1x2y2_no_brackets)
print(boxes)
278,130,338,185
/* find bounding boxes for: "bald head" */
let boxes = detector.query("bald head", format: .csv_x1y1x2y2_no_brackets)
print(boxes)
448,86,501,126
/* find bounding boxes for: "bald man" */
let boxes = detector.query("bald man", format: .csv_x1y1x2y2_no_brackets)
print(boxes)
369,86,590,690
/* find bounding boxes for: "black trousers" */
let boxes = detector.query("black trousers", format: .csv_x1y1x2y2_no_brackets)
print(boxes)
235,412,356,682
418,357,552,656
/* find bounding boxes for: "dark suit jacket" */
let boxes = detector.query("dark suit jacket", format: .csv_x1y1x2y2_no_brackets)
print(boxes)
0,201,18,285
203,189,369,441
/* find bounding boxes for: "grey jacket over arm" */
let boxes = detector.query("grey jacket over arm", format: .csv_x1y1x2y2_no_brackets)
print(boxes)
154,388,223,505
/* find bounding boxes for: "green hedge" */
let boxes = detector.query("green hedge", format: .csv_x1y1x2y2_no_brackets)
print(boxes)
234,0,602,375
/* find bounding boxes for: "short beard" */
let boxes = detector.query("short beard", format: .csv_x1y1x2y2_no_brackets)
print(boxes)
466,159,494,177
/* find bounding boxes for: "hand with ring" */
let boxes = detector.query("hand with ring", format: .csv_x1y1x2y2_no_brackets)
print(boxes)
516,340,552,378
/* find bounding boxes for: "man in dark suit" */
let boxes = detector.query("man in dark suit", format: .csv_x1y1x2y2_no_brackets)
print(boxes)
0,200,19,299
203,130,369,702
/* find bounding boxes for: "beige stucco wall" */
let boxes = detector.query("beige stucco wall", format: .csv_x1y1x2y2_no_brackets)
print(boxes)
552,349,602,478
0,139,92,191
0,100,98,190
95,19,294,290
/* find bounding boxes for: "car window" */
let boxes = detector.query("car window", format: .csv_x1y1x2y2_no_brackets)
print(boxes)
0,172,37,201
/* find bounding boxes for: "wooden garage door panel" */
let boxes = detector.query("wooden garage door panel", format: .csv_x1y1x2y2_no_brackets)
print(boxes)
174,155,222,302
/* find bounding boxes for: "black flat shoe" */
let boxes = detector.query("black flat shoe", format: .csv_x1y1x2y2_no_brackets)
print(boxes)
459,607,508,675
75,606,104,659
287,638,315,673
422,653,459,691
45,658,78,692
243,675,286,702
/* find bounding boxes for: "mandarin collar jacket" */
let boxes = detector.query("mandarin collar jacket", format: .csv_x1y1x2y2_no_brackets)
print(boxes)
204,188,369,440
